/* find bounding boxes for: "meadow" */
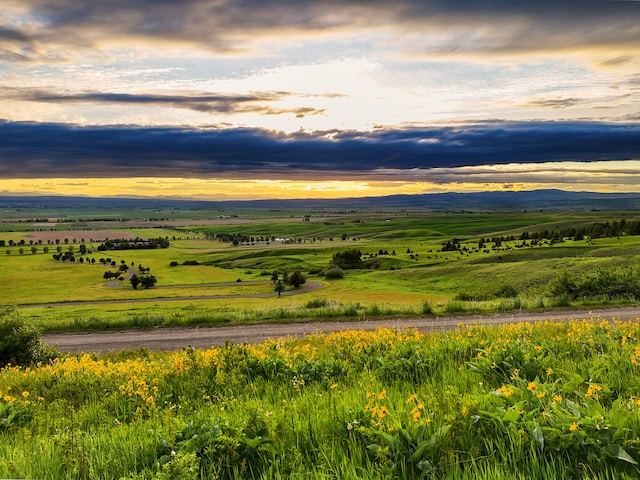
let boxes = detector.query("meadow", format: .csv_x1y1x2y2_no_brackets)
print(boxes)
2,316,640,478
2,209,640,331
3,206,640,478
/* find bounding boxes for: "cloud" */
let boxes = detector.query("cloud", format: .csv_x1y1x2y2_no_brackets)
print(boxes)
522,98,585,109
0,120,638,180
2,0,639,62
5,89,325,117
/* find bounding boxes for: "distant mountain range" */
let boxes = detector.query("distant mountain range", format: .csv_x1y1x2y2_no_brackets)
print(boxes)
1,190,639,212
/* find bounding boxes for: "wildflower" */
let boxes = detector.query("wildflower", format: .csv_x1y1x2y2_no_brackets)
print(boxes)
21,391,29,398
537,392,546,399
586,383,602,399
146,396,154,404
378,406,388,418
496,385,515,397
406,393,418,404
378,389,387,400
570,422,578,432
412,410,421,422
534,345,542,352
330,383,338,390
546,368,554,376
491,362,497,369
527,381,537,391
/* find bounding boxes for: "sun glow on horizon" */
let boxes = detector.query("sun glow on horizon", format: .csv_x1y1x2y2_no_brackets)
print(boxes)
2,161,640,202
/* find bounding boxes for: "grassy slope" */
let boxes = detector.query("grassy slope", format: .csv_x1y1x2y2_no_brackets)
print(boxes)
2,210,640,330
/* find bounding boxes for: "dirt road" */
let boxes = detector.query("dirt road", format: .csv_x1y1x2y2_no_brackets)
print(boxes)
43,305,640,353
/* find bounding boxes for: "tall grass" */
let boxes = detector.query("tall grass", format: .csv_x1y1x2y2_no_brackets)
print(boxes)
3,318,640,478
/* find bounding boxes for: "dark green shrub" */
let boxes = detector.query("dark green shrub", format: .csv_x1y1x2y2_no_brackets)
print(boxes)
421,301,433,315
495,284,518,298
0,305,55,366
305,298,329,308
325,267,345,279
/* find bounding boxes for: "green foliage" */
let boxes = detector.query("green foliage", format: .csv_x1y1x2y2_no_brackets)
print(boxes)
4,320,640,477
550,267,640,300
130,274,141,289
331,249,362,269
287,269,306,288
325,267,345,279
0,305,54,367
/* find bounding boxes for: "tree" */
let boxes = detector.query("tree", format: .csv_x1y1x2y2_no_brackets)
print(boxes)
130,274,141,289
274,280,285,297
140,275,157,289
331,249,362,269
287,270,306,288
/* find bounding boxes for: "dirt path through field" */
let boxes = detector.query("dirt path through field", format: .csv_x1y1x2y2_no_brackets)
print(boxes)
43,305,640,353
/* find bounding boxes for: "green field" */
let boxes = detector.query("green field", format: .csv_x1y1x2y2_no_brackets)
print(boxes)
3,206,640,478
2,209,640,331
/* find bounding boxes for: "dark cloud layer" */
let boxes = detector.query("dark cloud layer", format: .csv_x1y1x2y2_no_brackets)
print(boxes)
0,120,638,180
3,0,639,61
7,89,325,117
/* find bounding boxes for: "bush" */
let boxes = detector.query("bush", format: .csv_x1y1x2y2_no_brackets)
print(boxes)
421,301,433,315
495,284,518,298
324,267,345,279
305,298,329,309
0,305,55,366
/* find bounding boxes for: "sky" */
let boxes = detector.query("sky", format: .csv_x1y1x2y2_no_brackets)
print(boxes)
1,0,640,200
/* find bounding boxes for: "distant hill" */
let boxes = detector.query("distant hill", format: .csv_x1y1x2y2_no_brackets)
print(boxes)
1,190,639,212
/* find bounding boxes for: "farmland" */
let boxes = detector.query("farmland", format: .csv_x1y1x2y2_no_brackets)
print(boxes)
1,205,640,331
3,199,640,478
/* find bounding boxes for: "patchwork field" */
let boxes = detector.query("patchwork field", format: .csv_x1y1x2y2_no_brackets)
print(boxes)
1,208,640,331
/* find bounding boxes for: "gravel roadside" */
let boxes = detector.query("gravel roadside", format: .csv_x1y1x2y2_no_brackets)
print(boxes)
43,305,640,353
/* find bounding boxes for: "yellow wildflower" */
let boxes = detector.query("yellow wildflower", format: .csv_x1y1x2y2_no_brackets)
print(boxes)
546,368,554,376
570,422,578,432
527,381,537,391
21,391,29,398
378,389,387,400
330,383,338,390
406,393,418,404
378,406,388,418
586,383,602,399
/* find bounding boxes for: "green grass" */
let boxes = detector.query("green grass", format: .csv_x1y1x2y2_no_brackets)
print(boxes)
3,318,640,478
2,210,640,331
